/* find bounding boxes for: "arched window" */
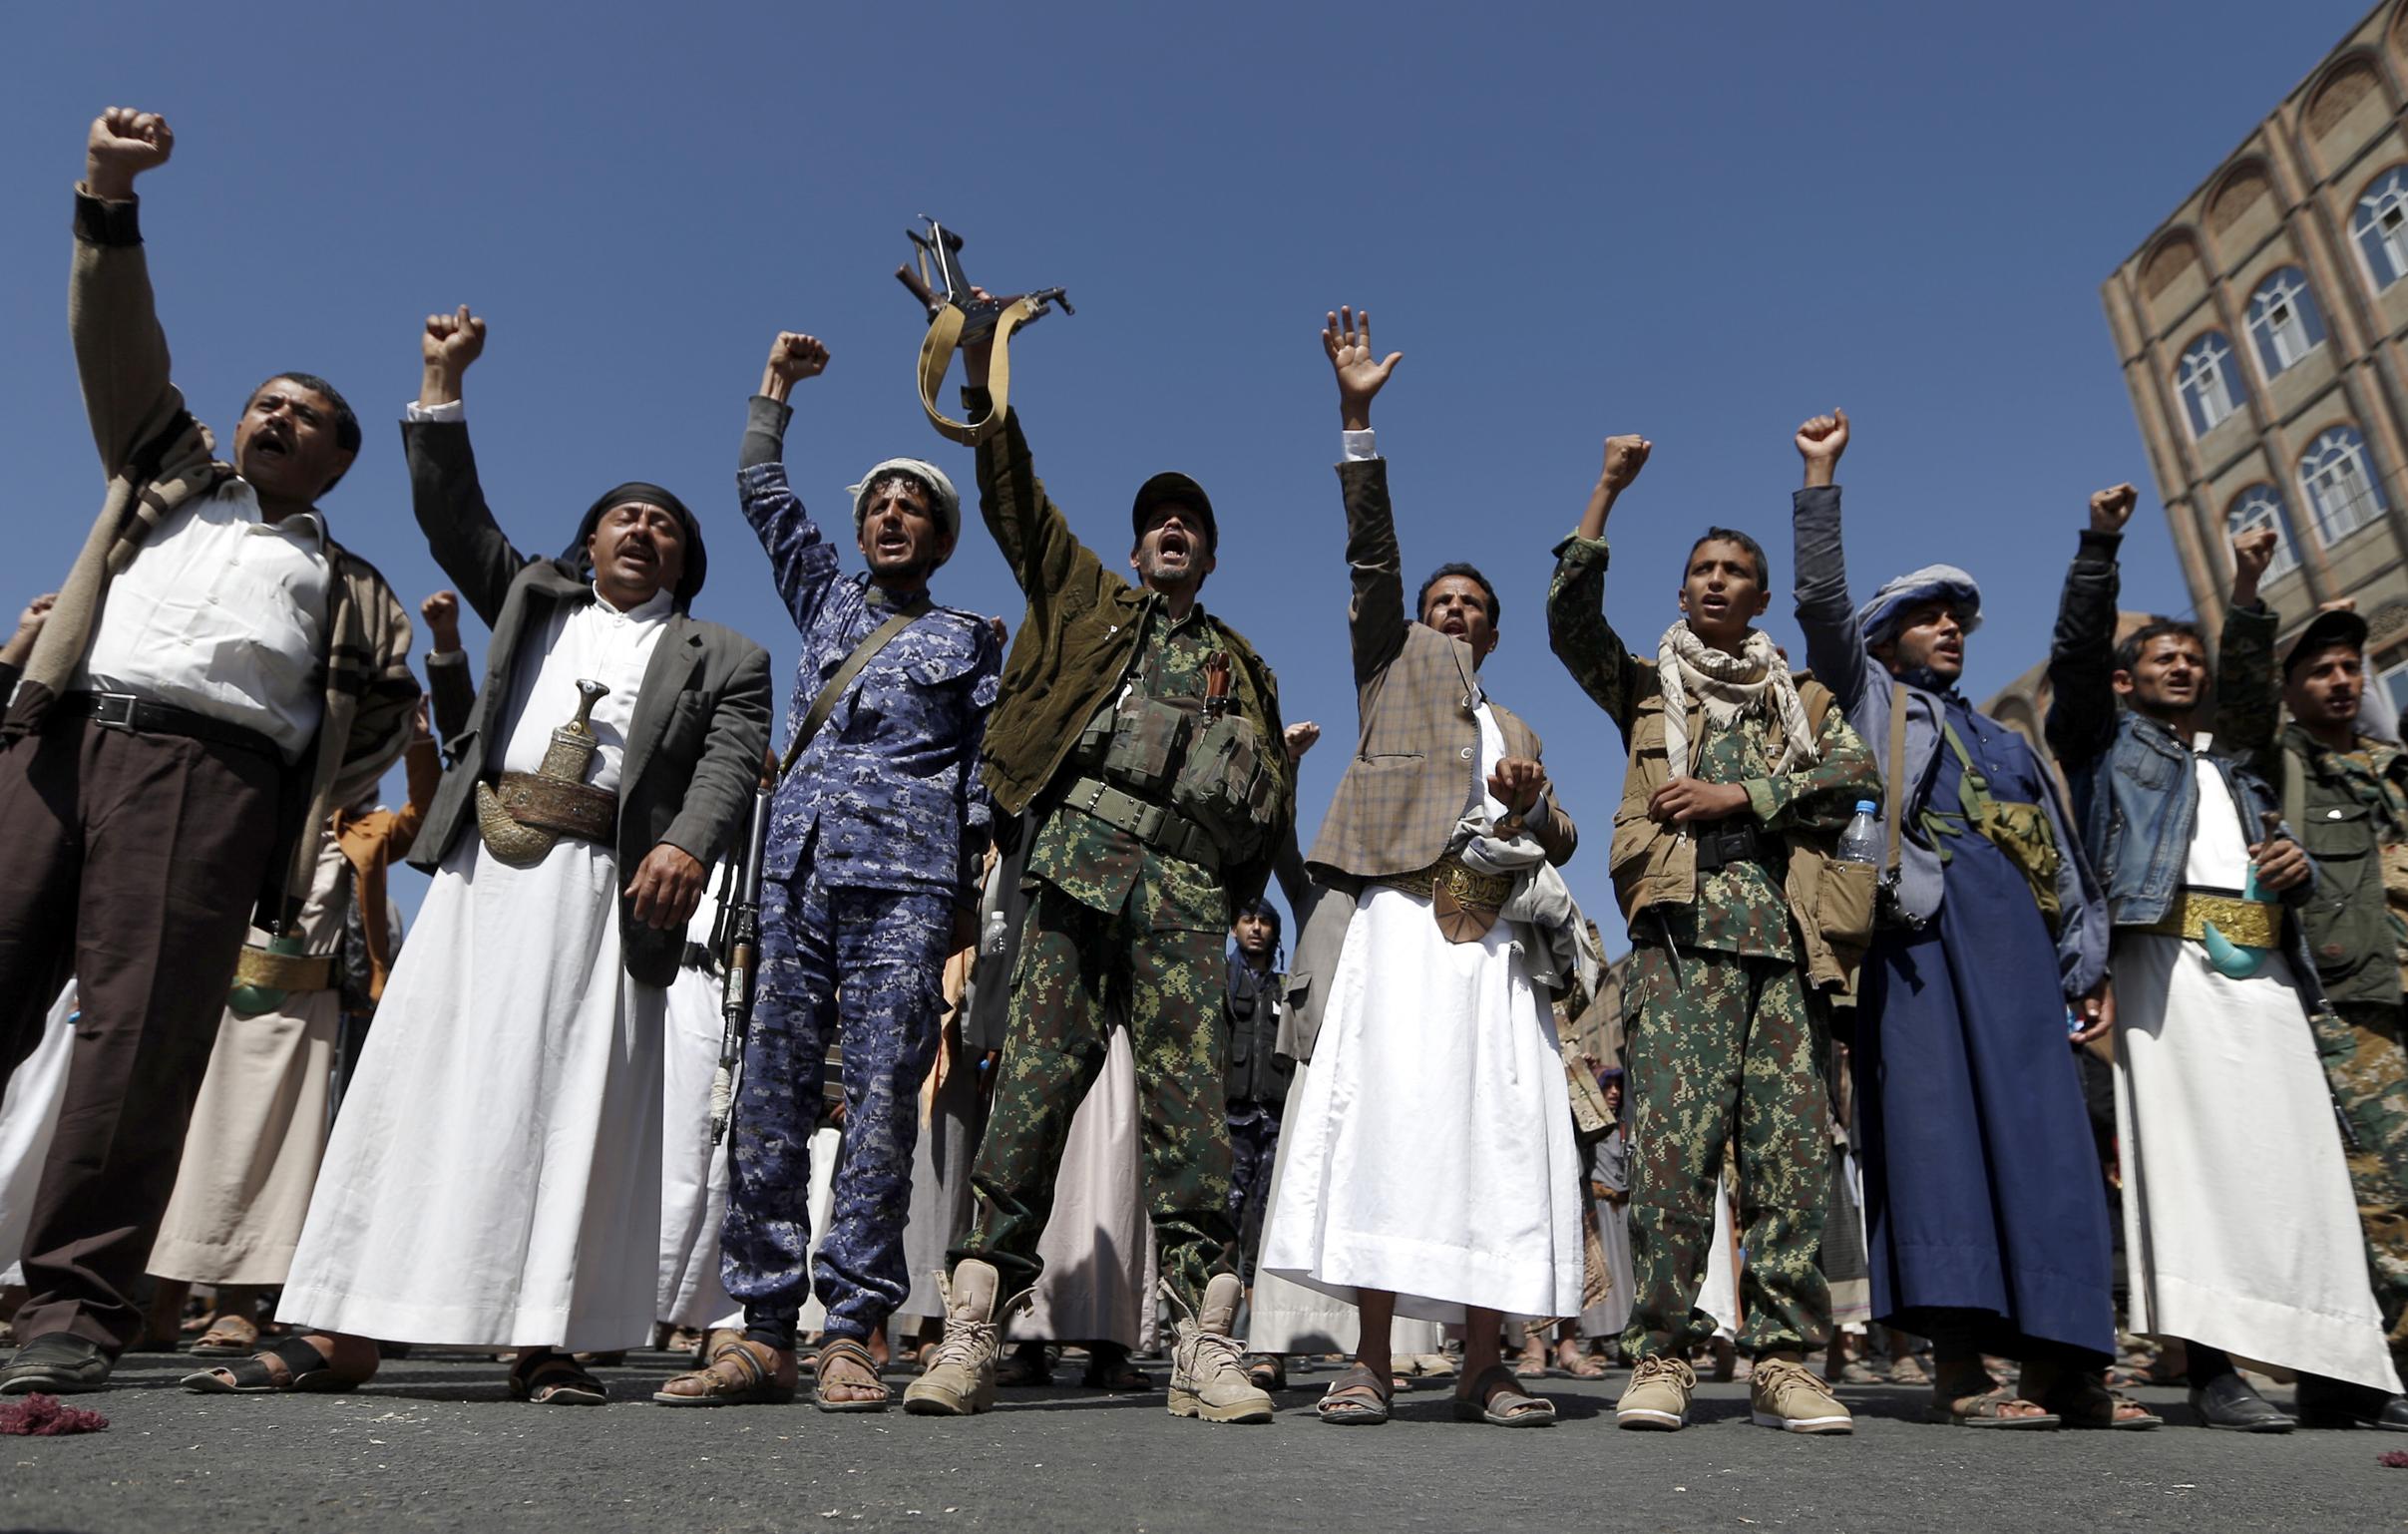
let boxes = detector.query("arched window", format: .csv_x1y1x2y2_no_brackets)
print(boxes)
2298,426,2387,546
2353,167,2408,289
2176,332,2246,438
2244,266,2326,378
2224,483,2300,580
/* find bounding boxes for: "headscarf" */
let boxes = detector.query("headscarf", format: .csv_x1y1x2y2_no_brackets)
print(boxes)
565,481,707,608
1855,564,1982,651
1656,621,1818,776
849,458,962,565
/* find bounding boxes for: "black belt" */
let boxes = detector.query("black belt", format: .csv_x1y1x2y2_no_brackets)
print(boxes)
63,691,281,760
1692,820,1772,872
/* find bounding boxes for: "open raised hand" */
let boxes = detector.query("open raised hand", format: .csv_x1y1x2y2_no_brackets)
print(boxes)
2088,483,2139,535
761,331,831,402
86,108,173,200
1324,306,1403,431
1796,409,1849,488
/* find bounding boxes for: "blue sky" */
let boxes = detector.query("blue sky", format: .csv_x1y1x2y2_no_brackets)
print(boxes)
0,0,2367,942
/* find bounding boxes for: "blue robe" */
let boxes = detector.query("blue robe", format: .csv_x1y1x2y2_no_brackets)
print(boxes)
1855,694,2117,1365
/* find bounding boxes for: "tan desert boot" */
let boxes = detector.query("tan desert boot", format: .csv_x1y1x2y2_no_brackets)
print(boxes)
1166,1274,1274,1424
902,1260,1002,1416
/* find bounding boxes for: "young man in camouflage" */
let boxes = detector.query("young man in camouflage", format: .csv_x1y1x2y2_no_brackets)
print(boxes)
906,320,1293,1424
657,332,1001,1412
1547,431,1877,1435
2217,549,2408,1431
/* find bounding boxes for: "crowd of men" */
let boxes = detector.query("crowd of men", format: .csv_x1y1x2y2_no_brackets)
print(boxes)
2,106,2407,1440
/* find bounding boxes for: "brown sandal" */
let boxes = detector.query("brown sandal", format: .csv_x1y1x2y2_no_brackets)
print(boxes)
814,1337,891,1412
510,1348,607,1406
187,1314,261,1358
653,1339,797,1407
1929,1383,2060,1429
1453,1362,1555,1426
1316,1363,1392,1424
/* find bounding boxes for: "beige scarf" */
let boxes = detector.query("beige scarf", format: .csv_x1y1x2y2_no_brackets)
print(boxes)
1655,621,1817,776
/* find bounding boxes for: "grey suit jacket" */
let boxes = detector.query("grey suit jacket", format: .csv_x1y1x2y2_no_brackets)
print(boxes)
403,419,773,988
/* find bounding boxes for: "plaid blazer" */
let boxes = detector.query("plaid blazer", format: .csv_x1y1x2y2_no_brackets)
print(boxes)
1306,457,1575,881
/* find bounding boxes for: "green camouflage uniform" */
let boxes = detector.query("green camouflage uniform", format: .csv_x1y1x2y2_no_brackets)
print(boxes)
2287,729,2408,1354
1547,536,1878,1359
956,603,1240,1310
2216,598,2408,1359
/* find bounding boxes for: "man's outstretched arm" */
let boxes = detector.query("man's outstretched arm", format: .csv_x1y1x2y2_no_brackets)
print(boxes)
1791,409,1869,711
1545,434,1652,736
2043,485,2137,769
1323,306,1409,687
2213,526,2284,779
736,330,843,633
958,330,1111,617
404,306,531,628
70,109,187,480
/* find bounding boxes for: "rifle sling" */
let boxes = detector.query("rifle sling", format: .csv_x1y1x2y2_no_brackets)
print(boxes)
779,598,934,781
917,296,1048,446
1884,680,1909,889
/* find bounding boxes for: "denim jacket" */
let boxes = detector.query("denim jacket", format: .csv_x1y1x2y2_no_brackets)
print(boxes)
2043,531,2319,988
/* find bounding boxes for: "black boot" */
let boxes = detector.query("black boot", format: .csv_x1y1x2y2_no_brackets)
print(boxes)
2295,1374,2408,1431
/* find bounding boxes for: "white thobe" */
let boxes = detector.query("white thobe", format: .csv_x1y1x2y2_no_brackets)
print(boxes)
2113,754,2401,1392
279,585,672,1349
1261,704,1585,1324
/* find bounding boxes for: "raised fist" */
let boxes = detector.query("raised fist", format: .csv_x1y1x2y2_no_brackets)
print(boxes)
1601,435,1652,492
419,589,461,648
14,592,58,638
1796,409,1849,465
2231,527,2277,585
766,332,830,386
86,109,173,199
2088,483,2140,534
1284,720,1322,762
423,305,487,374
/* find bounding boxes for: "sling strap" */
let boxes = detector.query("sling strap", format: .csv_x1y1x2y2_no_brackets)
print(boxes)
916,296,1051,447
1883,679,1909,890
778,598,934,781
2283,744,2307,843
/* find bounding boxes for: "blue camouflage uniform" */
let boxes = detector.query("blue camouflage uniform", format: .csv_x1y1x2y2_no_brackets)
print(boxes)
720,395,1001,1349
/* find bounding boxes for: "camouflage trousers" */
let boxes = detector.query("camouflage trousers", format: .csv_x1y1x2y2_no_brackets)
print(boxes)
2322,1001,2408,1360
954,877,1234,1313
722,871,953,1347
1619,941,1832,1359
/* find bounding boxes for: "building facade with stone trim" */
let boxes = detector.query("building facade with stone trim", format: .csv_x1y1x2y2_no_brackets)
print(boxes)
2106,0,2408,711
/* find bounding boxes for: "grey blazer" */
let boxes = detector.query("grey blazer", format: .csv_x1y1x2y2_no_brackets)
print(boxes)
404,419,773,987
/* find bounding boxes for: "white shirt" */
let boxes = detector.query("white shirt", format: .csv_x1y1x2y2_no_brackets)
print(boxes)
76,478,331,760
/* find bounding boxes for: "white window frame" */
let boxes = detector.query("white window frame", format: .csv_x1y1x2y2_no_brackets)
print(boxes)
2379,654,2408,722
2176,332,2244,438
2298,426,2385,547
2225,485,2300,580
2354,169,2408,289
2245,268,2320,376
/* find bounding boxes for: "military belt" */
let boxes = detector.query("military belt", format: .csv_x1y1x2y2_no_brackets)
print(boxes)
491,771,618,844
1059,775,1221,873
2140,890,2282,950
231,944,334,994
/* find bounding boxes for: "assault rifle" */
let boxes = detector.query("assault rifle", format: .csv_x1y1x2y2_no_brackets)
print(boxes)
708,786,773,1144
895,216,1072,445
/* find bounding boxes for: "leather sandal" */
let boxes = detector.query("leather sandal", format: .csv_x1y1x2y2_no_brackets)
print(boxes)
1929,1383,2059,1429
187,1314,261,1358
1315,1362,1392,1425
1453,1362,1555,1426
509,1348,607,1406
814,1337,892,1412
182,1336,364,1395
2043,1375,2163,1430
653,1339,797,1407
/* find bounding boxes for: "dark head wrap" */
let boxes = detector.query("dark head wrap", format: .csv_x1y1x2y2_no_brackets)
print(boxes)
565,481,708,608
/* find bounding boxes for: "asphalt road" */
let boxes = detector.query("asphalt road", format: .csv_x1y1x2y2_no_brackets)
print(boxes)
3,1349,2402,1533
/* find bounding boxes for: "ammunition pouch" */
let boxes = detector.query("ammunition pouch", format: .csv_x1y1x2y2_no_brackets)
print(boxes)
1170,713,1276,865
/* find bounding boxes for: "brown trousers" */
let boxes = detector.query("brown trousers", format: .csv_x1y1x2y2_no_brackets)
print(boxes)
0,717,279,1352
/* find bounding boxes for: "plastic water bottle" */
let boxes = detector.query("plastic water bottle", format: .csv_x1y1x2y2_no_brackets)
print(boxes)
1835,800,1882,865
